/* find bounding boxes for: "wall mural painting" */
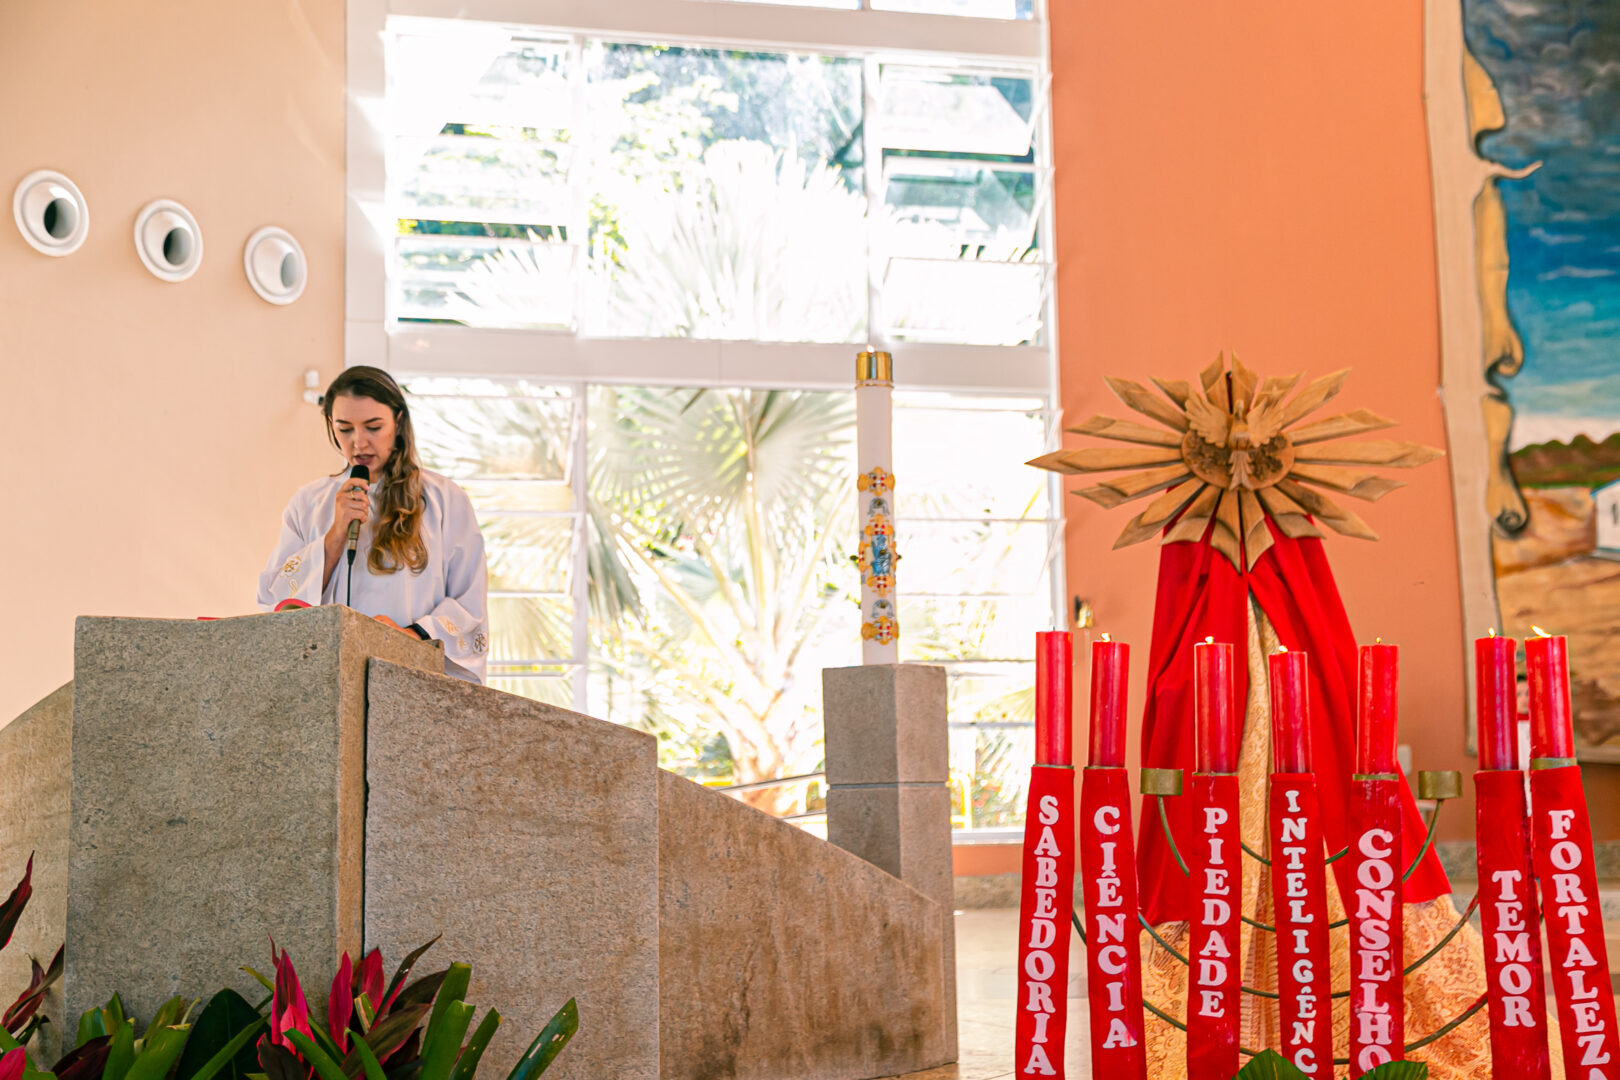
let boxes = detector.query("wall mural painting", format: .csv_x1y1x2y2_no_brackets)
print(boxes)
1433,1,1620,757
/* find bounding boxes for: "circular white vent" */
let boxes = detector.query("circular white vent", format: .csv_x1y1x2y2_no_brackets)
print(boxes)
243,226,307,305
13,170,90,256
134,199,203,282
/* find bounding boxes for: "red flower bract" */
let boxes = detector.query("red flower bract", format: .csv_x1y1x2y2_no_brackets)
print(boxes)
269,943,315,1055
328,952,353,1054
358,948,384,1011
0,1046,24,1080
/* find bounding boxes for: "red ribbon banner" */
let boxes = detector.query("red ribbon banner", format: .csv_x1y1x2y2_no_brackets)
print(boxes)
1186,772,1241,1080
1530,764,1620,1080
1347,775,1404,1074
1015,763,1076,1078
1269,773,1334,1077
1079,766,1147,1079
1474,769,1552,1079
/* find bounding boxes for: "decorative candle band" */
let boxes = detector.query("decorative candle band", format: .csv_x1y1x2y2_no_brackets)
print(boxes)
1268,773,1333,1076
1079,766,1147,1079
1532,757,1579,770
1529,764,1620,1078
1416,769,1464,801
855,350,896,661
1015,764,1076,1079
1140,767,1184,796
1473,769,1552,1080
1186,772,1241,1080
1348,774,1405,1073
855,348,892,385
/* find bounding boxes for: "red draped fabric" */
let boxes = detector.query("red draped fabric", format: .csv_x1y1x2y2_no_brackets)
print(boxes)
1135,518,1452,925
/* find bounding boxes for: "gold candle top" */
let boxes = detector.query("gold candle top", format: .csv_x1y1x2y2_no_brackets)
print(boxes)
856,349,893,386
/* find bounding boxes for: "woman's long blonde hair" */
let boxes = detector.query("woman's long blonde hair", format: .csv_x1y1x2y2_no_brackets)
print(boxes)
323,366,429,575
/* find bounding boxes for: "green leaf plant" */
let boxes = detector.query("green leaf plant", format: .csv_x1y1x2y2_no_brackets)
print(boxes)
1354,1063,1429,1080
0,858,64,1051
1228,1051,1429,1080
9,935,574,1080
1233,1050,1310,1080
256,940,574,1080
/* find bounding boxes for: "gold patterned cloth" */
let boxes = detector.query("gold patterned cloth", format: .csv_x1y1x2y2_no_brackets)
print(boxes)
1134,602,1555,1079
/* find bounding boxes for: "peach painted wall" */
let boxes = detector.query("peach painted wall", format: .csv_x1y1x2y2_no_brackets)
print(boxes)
1045,1,1485,843
954,843,1022,877
0,0,345,725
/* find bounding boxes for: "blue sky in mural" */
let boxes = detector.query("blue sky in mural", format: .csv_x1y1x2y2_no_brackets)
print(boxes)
1466,0,1620,448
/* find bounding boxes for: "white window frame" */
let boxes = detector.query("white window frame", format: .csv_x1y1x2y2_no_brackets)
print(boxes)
347,0,1071,823
347,0,1057,392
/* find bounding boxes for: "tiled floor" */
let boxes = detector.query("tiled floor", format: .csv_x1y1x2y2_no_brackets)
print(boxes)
887,905,1620,1080
892,909,1086,1080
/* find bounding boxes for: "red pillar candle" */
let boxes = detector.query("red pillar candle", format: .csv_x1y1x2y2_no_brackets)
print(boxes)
1526,631,1575,760
1268,649,1311,774
1035,631,1073,766
1356,643,1399,774
1089,636,1130,768
1194,640,1238,774
1475,634,1519,770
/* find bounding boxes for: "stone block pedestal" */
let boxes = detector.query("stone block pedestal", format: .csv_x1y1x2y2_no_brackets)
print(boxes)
822,663,957,1058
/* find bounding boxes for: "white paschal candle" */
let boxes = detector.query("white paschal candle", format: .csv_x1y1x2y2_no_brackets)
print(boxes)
856,348,898,664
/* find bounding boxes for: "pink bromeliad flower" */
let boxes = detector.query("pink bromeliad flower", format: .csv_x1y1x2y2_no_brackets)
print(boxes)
0,1046,25,1080
357,948,385,1012
327,953,353,1055
268,943,315,1055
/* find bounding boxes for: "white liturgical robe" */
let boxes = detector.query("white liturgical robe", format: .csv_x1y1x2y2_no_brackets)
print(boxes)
256,469,489,684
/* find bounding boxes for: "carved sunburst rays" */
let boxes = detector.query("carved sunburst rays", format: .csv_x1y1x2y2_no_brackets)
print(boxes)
1028,355,1444,570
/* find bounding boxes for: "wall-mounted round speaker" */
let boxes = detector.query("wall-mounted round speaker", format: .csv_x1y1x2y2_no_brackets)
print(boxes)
13,170,90,256
243,226,307,305
134,199,203,281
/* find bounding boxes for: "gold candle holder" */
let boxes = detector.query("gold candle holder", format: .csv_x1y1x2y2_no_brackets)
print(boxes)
856,348,892,387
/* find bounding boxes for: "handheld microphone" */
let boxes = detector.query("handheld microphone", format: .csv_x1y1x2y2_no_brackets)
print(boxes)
345,464,370,565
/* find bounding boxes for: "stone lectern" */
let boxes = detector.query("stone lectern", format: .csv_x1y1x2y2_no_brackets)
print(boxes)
68,610,435,1017
2,607,953,1080
67,608,659,1079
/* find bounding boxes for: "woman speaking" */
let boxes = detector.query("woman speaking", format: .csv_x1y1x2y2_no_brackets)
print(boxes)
257,366,490,684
